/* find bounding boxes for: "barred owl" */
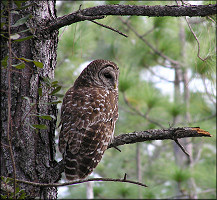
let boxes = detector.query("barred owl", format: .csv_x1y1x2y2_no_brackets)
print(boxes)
59,59,119,180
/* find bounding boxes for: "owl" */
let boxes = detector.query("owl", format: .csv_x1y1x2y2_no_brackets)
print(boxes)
59,59,119,180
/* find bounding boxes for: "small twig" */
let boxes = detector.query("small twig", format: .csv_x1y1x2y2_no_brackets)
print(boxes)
185,16,209,61
90,20,128,37
58,26,67,41
174,139,190,157
1,142,10,148
112,145,122,152
7,1,17,198
207,16,216,24
201,75,216,105
123,173,127,181
78,4,82,11
141,26,155,37
147,68,175,83
3,176,148,188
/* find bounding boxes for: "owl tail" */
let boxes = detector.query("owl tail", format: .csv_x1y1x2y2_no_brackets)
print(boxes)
64,151,79,180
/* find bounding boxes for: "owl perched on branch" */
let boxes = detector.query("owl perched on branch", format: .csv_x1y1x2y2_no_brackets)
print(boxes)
59,59,119,180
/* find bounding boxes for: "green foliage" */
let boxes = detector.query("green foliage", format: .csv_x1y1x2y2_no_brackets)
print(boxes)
1,177,27,199
12,62,25,69
11,14,32,27
119,66,137,92
31,124,47,130
167,102,185,117
170,168,191,183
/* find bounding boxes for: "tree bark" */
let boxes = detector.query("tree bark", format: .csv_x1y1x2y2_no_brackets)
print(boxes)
1,1,58,199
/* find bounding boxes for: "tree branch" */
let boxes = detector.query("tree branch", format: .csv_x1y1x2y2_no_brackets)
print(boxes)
90,20,128,37
45,4,217,32
2,176,147,188
108,127,211,149
38,127,211,183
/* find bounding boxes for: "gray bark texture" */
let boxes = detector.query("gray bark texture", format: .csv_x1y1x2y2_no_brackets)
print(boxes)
1,1,58,199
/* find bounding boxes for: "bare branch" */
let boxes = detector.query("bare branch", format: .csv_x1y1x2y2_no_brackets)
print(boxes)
2,176,148,188
7,3,17,198
174,139,190,157
108,127,211,149
201,75,216,105
185,16,209,61
147,68,176,83
90,20,128,37
45,4,217,32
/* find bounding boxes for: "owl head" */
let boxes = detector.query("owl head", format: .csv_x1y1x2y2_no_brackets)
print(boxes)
74,59,119,90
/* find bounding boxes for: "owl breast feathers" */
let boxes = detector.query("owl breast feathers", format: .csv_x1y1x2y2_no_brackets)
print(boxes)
59,59,119,180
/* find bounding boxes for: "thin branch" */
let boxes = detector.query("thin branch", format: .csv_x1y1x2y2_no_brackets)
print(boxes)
141,26,155,37
185,16,209,61
108,127,211,149
147,68,175,83
2,176,148,188
7,2,16,198
174,139,190,157
201,75,216,105
44,4,217,33
90,20,128,37
207,16,216,24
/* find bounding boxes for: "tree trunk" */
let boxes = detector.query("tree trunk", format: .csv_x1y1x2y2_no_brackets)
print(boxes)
1,1,58,199
136,143,142,199
86,182,94,199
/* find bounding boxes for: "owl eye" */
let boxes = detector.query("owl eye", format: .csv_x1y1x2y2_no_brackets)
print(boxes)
104,73,112,79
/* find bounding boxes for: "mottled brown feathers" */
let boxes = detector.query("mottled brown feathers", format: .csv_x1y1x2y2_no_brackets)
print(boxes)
59,59,119,180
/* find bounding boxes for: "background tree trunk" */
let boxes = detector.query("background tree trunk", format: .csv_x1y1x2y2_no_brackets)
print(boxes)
1,1,58,198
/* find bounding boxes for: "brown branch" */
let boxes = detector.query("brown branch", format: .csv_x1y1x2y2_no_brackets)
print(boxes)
174,139,190,157
90,20,128,37
108,127,211,149
185,16,209,61
45,4,217,32
2,176,148,188
7,2,17,198
14,127,210,184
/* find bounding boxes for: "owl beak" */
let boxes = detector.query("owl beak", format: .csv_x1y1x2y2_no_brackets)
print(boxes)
114,83,117,89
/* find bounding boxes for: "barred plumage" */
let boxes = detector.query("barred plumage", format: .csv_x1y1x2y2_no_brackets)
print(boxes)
59,59,119,180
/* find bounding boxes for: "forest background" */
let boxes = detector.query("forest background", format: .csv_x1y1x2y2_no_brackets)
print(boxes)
54,1,216,199
1,0,216,199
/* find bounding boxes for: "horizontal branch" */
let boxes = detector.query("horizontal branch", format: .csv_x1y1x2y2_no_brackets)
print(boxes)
2,176,147,188
108,127,211,149
46,4,217,32
3,127,210,186
41,127,211,183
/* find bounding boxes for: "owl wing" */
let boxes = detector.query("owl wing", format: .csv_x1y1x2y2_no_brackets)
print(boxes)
59,87,118,156
59,86,118,180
